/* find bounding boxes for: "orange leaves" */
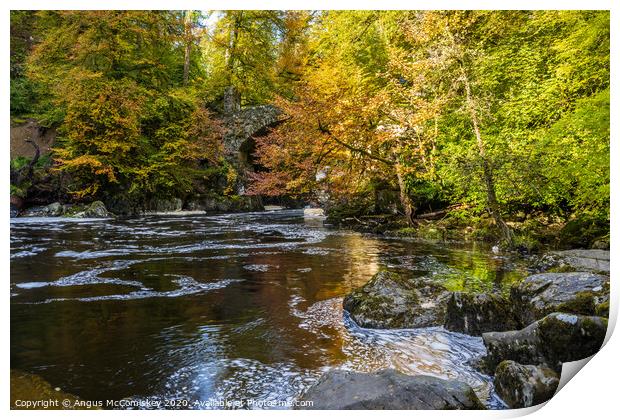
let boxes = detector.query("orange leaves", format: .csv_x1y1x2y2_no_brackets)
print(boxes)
187,107,224,164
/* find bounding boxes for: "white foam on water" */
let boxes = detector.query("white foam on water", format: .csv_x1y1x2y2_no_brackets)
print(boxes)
11,246,46,259
243,264,274,272
35,278,242,303
294,297,506,409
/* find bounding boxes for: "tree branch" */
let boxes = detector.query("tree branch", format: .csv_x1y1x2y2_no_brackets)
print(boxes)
318,120,394,166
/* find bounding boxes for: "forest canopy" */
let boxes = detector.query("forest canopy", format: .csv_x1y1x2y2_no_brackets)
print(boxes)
10,10,610,248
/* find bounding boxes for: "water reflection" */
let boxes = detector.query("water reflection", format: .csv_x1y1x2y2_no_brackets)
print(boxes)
11,210,526,409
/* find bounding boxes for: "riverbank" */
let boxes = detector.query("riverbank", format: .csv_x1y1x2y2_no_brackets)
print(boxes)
302,246,610,409
325,209,610,254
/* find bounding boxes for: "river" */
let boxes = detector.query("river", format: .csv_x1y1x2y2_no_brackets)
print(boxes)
10,209,530,409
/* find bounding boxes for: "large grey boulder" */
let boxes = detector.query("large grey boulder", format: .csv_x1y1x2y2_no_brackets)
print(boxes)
21,202,64,217
533,249,610,273
20,201,112,218
72,201,111,218
511,272,609,326
444,292,519,336
343,271,448,329
297,369,485,410
494,361,559,408
483,312,607,372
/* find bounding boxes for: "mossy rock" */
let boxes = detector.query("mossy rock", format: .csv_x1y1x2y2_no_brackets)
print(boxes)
537,313,607,370
510,272,609,326
10,370,89,410
444,292,519,336
558,215,609,249
555,291,597,315
595,301,610,318
343,270,448,329
494,361,559,408
483,313,607,373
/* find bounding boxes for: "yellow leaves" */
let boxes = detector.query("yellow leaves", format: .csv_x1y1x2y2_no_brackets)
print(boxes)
55,155,117,183
224,166,238,196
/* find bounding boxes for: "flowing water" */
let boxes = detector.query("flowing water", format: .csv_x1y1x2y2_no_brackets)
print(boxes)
10,209,529,409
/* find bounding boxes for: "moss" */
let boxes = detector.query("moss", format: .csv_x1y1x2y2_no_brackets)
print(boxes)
10,370,89,409
595,301,610,318
538,314,607,365
555,291,596,315
558,214,609,249
416,224,446,241
393,227,417,237
546,264,577,273
343,271,421,328
512,233,541,253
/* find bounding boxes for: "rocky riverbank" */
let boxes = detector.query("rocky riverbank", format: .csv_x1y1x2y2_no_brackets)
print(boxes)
11,195,265,219
301,249,610,409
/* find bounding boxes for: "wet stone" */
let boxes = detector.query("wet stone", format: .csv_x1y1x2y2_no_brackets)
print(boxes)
297,369,486,410
343,270,448,329
444,292,519,336
511,272,609,326
483,312,607,372
494,361,559,408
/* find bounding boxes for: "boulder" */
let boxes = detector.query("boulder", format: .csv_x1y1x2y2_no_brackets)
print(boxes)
483,312,607,372
74,201,111,218
10,204,20,218
20,201,112,218
444,292,519,336
494,361,559,408
297,369,485,410
63,201,111,218
482,319,545,371
145,197,183,213
343,271,448,329
303,208,325,218
21,202,64,217
511,272,609,326
532,250,610,273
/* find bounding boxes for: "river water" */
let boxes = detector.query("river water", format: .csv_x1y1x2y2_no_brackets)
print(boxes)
10,209,529,409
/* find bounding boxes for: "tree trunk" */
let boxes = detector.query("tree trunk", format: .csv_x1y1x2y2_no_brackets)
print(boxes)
462,68,513,246
396,163,415,226
182,11,192,86
394,139,415,226
223,86,241,114
183,43,191,86
223,12,242,114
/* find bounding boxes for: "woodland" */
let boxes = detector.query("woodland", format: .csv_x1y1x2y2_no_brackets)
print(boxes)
10,10,610,249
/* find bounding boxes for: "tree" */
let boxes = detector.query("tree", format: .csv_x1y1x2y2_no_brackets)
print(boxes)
203,10,284,111
25,11,223,201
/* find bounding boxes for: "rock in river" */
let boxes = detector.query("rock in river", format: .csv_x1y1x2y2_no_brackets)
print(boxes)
483,312,607,372
511,272,609,326
69,201,111,218
494,361,559,408
532,249,610,273
20,202,64,217
343,270,448,329
297,369,485,410
444,292,519,336
20,201,112,218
